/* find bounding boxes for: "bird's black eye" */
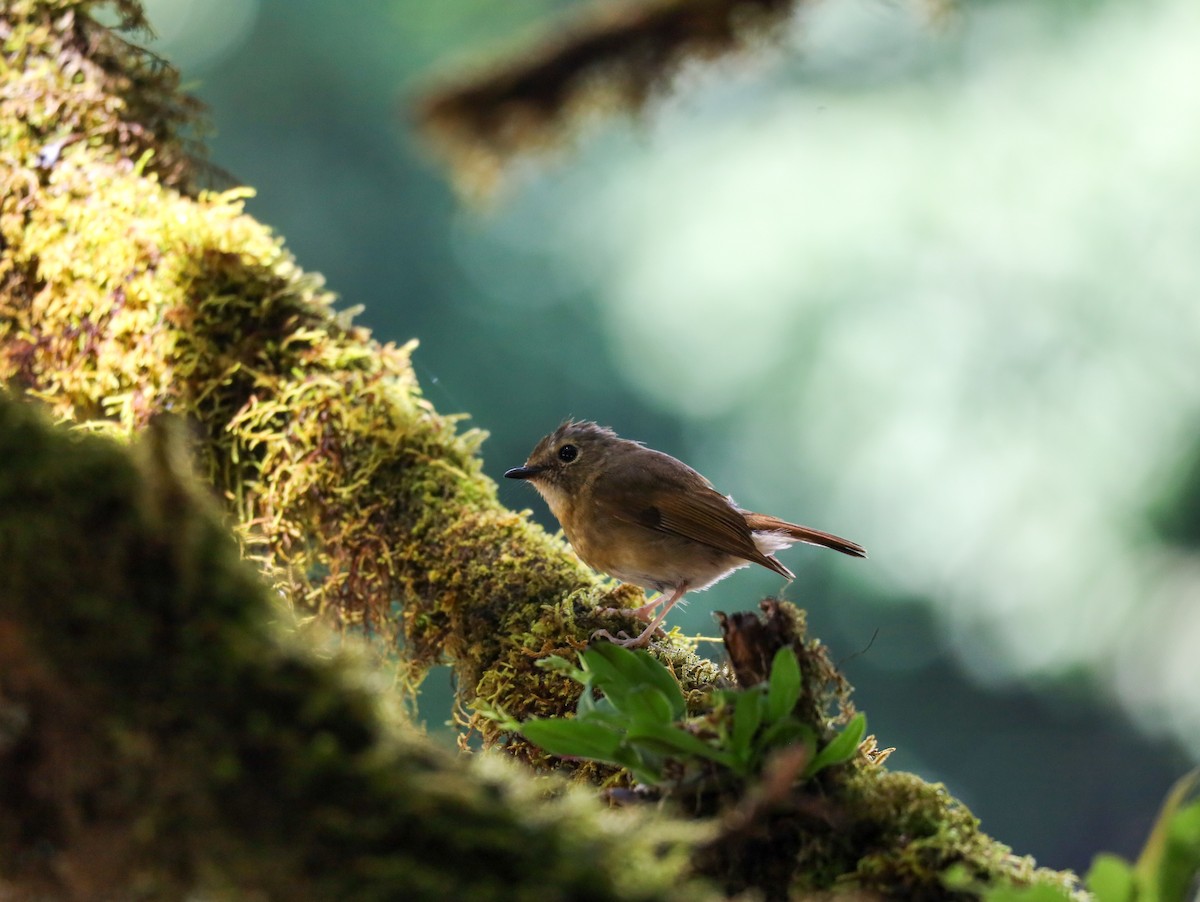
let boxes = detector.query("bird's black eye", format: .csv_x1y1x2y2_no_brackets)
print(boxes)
558,444,579,463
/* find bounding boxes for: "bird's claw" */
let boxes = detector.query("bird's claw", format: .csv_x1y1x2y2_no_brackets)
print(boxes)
591,627,652,649
591,627,629,642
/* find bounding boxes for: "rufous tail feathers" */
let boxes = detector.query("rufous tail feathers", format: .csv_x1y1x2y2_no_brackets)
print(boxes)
743,513,867,559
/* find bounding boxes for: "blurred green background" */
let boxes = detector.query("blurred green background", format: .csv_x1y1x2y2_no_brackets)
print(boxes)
143,0,1199,874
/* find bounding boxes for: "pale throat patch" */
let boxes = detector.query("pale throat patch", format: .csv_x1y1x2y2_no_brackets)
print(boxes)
531,480,570,520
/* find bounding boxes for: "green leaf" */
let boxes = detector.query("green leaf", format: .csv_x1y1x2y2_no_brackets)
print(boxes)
590,694,619,717
1170,798,1200,843
576,651,639,716
1157,799,1200,902
524,714,668,784
731,686,765,760
575,678,630,720
765,647,802,723
575,680,598,715
804,712,866,779
521,717,624,762
578,644,681,724
624,721,737,770
586,643,687,719
573,709,628,731
624,759,667,787
758,716,817,754
626,648,687,720
579,645,635,694
1134,769,1200,898
1084,853,1135,902
619,683,678,726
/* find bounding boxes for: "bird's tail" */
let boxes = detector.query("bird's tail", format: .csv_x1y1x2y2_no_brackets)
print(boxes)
743,513,867,559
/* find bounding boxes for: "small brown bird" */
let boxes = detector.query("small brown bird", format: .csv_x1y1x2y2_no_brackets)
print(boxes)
505,421,866,648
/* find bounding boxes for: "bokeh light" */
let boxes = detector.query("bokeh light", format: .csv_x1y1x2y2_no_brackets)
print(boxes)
465,0,1200,756
141,0,260,73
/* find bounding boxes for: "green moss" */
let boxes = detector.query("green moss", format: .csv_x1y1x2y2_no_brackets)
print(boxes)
0,0,636,736
0,391,710,900
0,5,1089,900
688,760,1083,900
678,606,1082,901
839,768,1083,900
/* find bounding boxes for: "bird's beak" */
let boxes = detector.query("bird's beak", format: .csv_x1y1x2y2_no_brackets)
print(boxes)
504,465,545,480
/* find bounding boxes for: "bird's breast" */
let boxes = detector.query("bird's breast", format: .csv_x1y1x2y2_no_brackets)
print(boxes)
564,511,746,594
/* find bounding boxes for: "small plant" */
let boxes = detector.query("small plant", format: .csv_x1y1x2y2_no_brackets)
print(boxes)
516,642,866,789
951,770,1200,902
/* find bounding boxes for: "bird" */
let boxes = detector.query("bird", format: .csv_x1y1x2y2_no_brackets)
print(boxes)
504,421,866,647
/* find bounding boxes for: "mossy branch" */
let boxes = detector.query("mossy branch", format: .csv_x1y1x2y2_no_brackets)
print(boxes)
0,0,651,743
0,389,1083,900
0,392,708,900
0,3,1083,898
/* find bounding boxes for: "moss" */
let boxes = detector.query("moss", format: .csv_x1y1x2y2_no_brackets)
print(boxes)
0,5,1088,900
688,760,1082,901
0,391,711,900
839,768,1082,900
0,0,636,740
0,0,200,193
685,605,1081,902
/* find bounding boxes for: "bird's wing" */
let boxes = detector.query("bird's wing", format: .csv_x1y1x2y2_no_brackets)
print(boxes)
593,451,790,577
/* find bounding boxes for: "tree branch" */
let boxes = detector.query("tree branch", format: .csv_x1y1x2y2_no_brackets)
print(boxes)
0,3,1084,898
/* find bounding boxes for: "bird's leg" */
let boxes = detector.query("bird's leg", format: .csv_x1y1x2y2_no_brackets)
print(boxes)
599,591,666,623
593,585,687,648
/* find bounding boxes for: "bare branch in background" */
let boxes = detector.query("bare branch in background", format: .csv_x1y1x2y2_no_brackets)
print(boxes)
413,0,799,193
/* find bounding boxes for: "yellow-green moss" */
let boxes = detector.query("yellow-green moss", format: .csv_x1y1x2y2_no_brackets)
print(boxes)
0,391,711,900
690,756,1082,901
0,0,637,737
0,4,1088,899
840,768,1083,900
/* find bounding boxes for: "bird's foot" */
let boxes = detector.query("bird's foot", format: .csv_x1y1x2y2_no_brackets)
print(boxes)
591,625,657,648
598,596,663,623
594,586,685,648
